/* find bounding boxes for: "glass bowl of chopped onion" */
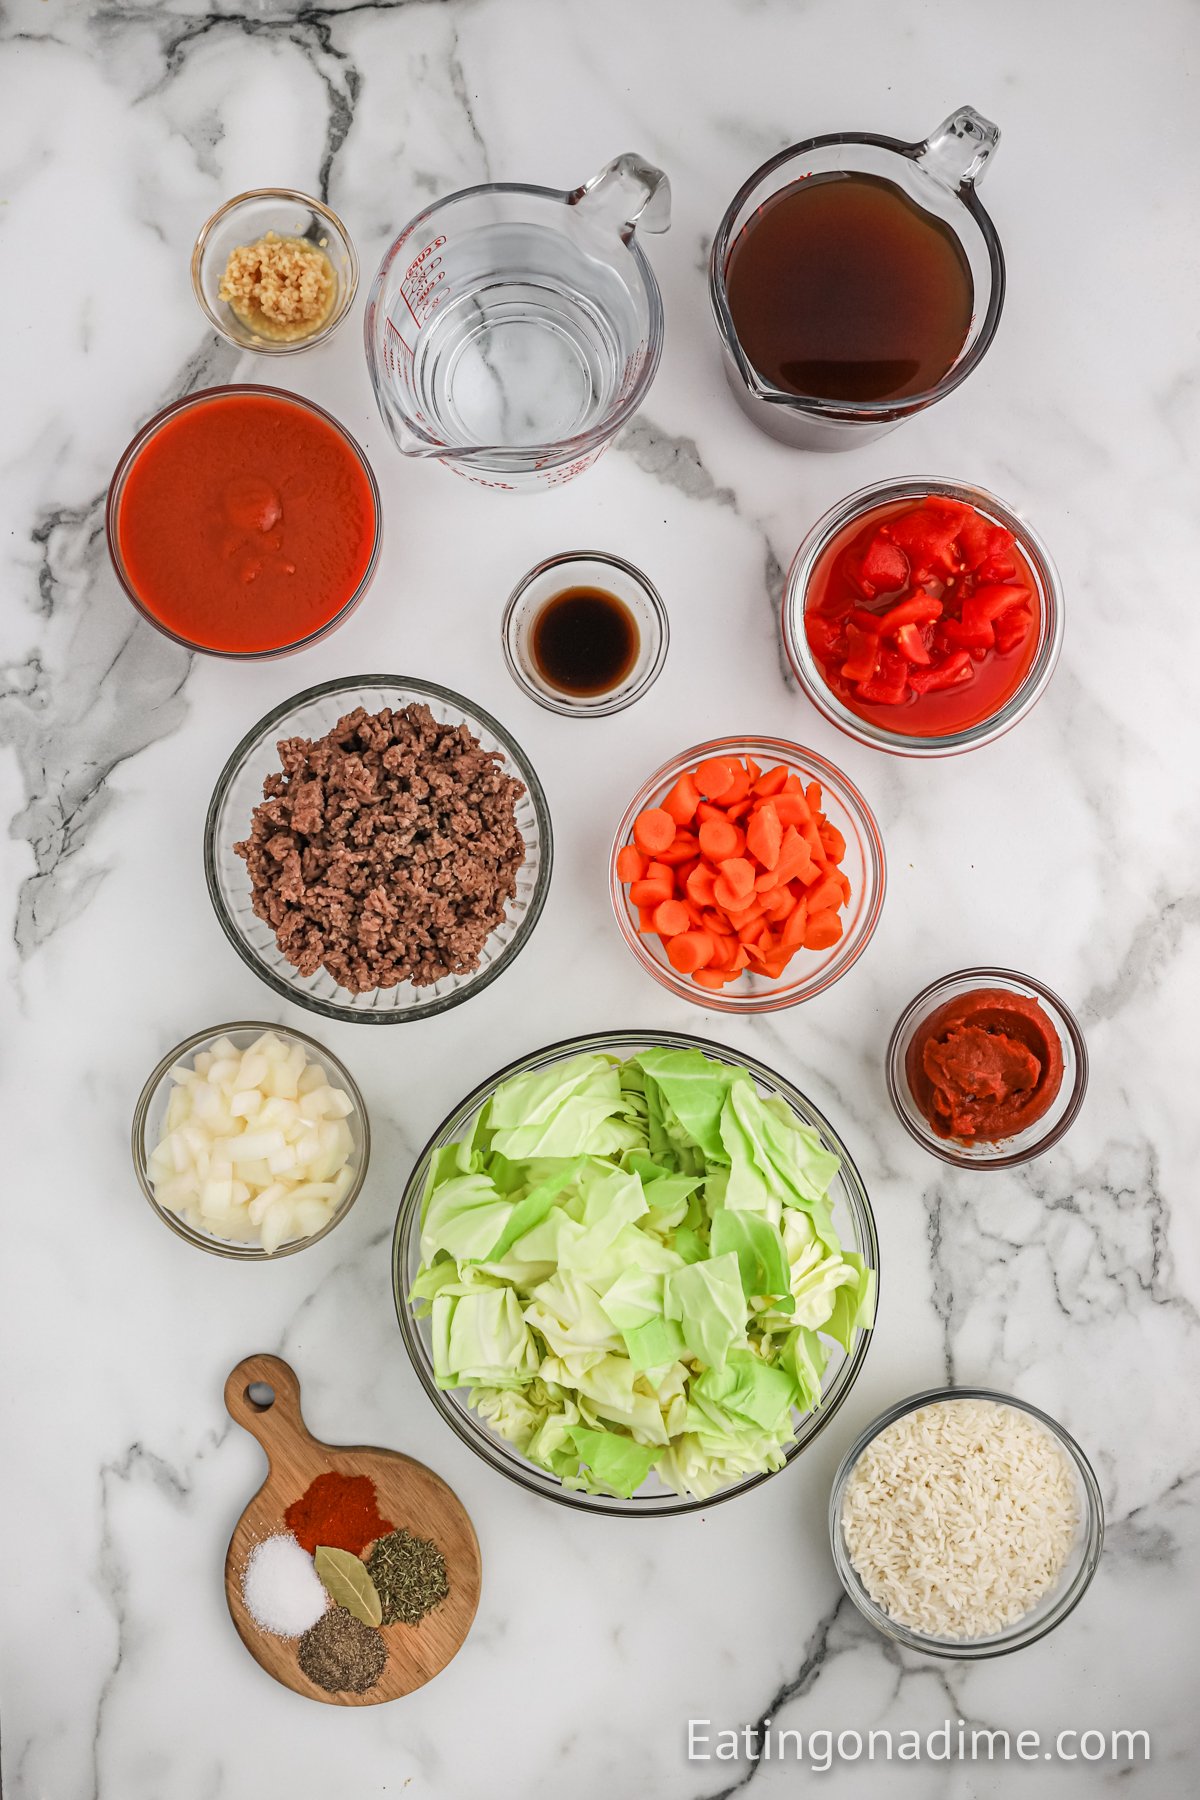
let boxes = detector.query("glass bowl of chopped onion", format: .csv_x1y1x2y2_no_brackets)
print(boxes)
132,1022,370,1258
829,1387,1104,1658
392,1028,879,1516
191,189,359,354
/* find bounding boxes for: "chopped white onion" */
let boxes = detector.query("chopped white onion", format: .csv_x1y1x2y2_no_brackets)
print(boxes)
149,1034,357,1252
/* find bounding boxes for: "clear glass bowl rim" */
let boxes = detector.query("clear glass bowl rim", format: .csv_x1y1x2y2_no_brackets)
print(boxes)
392,1027,880,1516
105,384,382,661
781,476,1064,757
709,127,1005,419
828,1384,1105,1658
131,1019,371,1260
203,674,554,1023
885,965,1089,1169
609,735,886,1011
190,187,360,355
501,548,670,717
365,178,665,462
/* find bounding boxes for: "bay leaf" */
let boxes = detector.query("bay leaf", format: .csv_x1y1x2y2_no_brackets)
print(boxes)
314,1545,382,1627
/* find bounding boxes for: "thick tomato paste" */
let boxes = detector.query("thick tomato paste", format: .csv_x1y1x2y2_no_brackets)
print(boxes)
115,391,376,654
804,494,1041,738
906,988,1064,1143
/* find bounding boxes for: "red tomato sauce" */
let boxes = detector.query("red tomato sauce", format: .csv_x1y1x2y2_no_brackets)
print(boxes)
906,988,1064,1142
114,391,377,655
804,495,1041,738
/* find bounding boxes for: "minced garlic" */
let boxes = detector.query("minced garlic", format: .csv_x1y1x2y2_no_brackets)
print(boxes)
219,231,336,342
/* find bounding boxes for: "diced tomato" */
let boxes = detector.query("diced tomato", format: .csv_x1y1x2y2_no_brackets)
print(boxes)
908,651,975,694
970,582,1031,622
993,604,1034,654
922,494,970,524
804,613,844,661
895,622,932,665
840,622,881,684
956,513,1015,573
855,648,910,705
878,593,943,633
883,507,962,581
858,534,909,596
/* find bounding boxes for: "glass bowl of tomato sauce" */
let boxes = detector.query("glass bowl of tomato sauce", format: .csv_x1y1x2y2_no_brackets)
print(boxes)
106,385,381,658
782,478,1063,756
886,968,1088,1168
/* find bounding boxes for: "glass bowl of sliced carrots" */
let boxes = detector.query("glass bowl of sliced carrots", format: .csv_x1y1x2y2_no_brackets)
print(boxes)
610,736,885,1011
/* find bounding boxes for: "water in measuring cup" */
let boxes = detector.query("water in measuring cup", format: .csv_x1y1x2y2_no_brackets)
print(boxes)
405,222,639,455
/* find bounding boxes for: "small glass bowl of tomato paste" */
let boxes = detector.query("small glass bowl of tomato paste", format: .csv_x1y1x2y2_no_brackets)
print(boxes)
782,479,1063,756
106,385,381,659
887,968,1088,1168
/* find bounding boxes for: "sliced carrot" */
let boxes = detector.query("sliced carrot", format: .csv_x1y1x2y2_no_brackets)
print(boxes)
700,907,736,939
662,772,701,826
805,873,845,914
763,887,794,923
838,871,853,903
717,856,755,897
675,857,702,890
803,909,843,951
654,898,690,937
719,763,752,805
629,875,672,908
691,968,731,991
773,828,818,887
730,944,751,972
753,765,788,797
633,807,676,855
805,781,823,814
706,933,737,970
745,801,782,871
779,899,809,950
616,844,646,882
698,816,741,861
644,861,674,887
667,930,715,974
636,906,659,934
695,757,736,799
819,822,846,862
745,757,762,782
685,864,718,908
656,831,700,866
773,792,812,826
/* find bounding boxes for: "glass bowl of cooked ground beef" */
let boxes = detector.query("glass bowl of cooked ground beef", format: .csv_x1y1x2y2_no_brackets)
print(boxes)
204,677,553,1022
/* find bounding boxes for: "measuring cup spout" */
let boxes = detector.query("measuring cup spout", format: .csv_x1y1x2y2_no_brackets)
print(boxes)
916,105,1000,191
570,154,672,243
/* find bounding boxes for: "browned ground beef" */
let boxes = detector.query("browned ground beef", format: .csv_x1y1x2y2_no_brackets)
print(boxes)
234,704,527,992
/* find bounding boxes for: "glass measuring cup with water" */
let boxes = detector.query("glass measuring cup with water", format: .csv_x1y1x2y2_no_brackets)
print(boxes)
365,155,670,492
709,107,1004,451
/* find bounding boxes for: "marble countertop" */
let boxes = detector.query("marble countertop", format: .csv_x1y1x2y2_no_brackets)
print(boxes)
3,0,1198,1795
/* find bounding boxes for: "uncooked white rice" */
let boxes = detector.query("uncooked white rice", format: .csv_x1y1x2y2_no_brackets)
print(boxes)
841,1398,1080,1640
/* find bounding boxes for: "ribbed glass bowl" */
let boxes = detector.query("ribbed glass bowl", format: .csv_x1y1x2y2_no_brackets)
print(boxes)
610,737,885,1011
131,1021,370,1259
393,1029,879,1516
829,1387,1104,1658
204,677,552,1023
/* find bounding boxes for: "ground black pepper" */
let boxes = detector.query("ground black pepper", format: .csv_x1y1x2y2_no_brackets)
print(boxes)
366,1527,450,1625
298,1604,388,1693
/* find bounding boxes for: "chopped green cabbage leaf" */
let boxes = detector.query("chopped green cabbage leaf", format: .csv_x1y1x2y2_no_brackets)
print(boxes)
411,1047,874,1500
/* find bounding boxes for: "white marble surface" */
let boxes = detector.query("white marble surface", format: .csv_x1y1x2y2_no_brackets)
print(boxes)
2,0,1198,1794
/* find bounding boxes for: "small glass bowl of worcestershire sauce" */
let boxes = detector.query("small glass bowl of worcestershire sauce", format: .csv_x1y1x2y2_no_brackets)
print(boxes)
502,551,669,717
887,969,1089,1169
709,107,1004,450
782,477,1063,757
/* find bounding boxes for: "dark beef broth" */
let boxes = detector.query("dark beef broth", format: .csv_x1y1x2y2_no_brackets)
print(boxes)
724,171,974,404
530,587,639,696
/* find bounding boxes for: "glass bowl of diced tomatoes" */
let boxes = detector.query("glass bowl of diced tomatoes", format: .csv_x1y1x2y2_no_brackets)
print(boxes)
781,479,1064,757
610,737,885,1011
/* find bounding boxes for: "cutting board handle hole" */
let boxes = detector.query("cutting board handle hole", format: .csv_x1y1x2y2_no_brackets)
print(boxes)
245,1381,276,1411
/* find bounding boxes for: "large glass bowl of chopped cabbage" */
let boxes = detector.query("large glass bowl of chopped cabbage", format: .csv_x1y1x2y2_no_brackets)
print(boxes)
393,1031,878,1514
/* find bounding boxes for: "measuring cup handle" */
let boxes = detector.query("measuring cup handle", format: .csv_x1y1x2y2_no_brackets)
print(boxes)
916,105,1000,191
569,154,672,241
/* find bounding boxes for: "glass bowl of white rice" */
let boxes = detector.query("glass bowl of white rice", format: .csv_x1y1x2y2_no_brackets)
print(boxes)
829,1387,1103,1658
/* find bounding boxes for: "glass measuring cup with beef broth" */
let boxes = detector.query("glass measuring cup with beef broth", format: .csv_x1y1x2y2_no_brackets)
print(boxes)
710,108,1005,450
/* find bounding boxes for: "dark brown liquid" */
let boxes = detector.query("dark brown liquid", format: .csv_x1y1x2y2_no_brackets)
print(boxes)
725,171,973,403
530,586,639,696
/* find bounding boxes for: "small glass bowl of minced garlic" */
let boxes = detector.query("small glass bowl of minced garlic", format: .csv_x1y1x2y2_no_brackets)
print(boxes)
192,189,358,354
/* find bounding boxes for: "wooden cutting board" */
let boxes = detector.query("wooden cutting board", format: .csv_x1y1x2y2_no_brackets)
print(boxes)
224,1354,481,1705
